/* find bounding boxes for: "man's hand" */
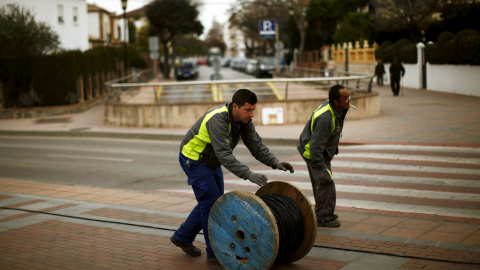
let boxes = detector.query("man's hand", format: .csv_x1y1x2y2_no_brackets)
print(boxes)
247,172,268,186
275,162,294,173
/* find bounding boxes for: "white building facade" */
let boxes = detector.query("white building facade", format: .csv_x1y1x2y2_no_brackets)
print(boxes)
87,4,127,49
1,0,89,51
226,23,246,58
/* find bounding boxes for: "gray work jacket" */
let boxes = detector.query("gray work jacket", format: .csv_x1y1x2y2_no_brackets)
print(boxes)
180,102,278,179
297,100,348,170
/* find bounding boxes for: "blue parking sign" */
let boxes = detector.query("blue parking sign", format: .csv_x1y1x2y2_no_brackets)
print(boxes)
259,20,276,39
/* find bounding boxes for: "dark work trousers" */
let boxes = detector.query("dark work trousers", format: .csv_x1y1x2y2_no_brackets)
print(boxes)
173,153,224,258
391,77,401,96
302,157,336,221
377,75,384,86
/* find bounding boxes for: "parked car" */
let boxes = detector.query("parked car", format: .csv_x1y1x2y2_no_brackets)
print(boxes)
255,57,276,78
196,58,207,65
176,59,199,80
231,58,244,70
239,58,249,72
221,56,232,67
245,59,258,74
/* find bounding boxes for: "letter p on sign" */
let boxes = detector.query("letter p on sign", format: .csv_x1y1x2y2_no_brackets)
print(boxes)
260,20,276,39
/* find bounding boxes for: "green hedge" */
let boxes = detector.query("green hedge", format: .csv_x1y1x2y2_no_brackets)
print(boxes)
375,29,480,65
375,39,416,64
0,46,147,108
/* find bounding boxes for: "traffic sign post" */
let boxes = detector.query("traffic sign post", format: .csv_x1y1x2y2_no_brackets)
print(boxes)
149,36,159,77
259,20,276,39
275,41,284,73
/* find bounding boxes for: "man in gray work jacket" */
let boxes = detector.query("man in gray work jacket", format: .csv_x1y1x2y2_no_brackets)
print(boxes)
170,89,294,265
297,84,350,228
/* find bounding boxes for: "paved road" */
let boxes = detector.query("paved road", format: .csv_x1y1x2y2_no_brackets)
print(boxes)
157,144,480,223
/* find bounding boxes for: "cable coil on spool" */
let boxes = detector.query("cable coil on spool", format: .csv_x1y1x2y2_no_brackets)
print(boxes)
208,181,317,270
258,193,304,259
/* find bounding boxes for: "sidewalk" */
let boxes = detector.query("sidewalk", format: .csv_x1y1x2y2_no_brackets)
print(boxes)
1,178,479,269
1,83,480,269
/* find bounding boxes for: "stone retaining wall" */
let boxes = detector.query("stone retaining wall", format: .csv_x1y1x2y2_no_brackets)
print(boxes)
104,92,379,128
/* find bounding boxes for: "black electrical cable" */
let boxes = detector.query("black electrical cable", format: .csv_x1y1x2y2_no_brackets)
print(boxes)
258,193,304,260
1,206,478,266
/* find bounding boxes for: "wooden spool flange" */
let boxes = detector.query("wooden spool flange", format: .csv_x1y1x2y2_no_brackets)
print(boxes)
208,181,316,269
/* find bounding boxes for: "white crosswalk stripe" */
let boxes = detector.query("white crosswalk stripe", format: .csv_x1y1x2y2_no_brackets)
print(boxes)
159,145,480,220
249,170,480,188
337,152,480,164
289,161,480,175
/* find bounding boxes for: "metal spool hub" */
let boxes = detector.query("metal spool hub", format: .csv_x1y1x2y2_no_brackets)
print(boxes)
208,181,317,269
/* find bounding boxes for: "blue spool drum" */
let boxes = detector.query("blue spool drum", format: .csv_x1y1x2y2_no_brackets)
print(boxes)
208,181,316,269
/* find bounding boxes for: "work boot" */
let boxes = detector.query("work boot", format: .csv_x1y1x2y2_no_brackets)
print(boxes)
318,219,341,228
170,237,201,256
332,214,338,220
207,256,220,265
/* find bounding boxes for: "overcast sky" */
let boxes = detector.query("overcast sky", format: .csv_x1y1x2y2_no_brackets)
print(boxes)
85,0,236,39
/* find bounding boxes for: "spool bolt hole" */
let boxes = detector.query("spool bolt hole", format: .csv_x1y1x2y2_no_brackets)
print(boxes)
250,234,257,242
245,247,250,253
230,243,236,251
236,230,245,240
231,215,237,223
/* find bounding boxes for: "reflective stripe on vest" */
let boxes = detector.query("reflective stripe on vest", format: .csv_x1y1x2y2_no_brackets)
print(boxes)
302,103,336,159
181,105,230,161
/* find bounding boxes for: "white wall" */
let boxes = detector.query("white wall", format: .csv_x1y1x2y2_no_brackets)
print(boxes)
383,63,420,89
2,0,89,51
87,11,100,38
350,53,480,97
426,64,480,96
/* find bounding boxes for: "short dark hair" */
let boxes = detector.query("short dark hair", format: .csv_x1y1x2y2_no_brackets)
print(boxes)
232,89,258,107
329,84,345,102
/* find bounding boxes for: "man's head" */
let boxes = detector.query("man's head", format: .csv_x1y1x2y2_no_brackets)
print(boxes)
232,89,258,123
329,84,350,113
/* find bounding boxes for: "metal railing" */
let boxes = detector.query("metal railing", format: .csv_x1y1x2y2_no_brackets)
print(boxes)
106,70,374,104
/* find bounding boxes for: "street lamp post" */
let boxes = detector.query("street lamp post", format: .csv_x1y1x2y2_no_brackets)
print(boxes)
121,0,128,78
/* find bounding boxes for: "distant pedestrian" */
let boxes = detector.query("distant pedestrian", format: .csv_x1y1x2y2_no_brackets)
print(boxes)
170,89,294,265
297,84,350,228
375,59,385,86
327,59,335,77
319,57,327,76
390,59,405,96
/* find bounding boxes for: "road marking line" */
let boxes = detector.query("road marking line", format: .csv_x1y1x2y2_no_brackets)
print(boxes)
220,179,480,202
252,170,480,188
211,84,223,102
289,161,480,175
266,82,284,100
155,86,163,102
159,188,480,219
217,84,224,102
339,152,480,165
158,188,480,219
46,154,133,162
341,144,480,153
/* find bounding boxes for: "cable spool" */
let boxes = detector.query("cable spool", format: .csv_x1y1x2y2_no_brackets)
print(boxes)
208,181,317,269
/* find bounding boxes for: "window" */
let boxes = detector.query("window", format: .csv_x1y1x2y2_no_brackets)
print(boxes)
73,7,78,24
57,5,64,23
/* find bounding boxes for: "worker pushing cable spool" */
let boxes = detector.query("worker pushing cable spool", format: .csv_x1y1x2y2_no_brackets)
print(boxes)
208,181,317,269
